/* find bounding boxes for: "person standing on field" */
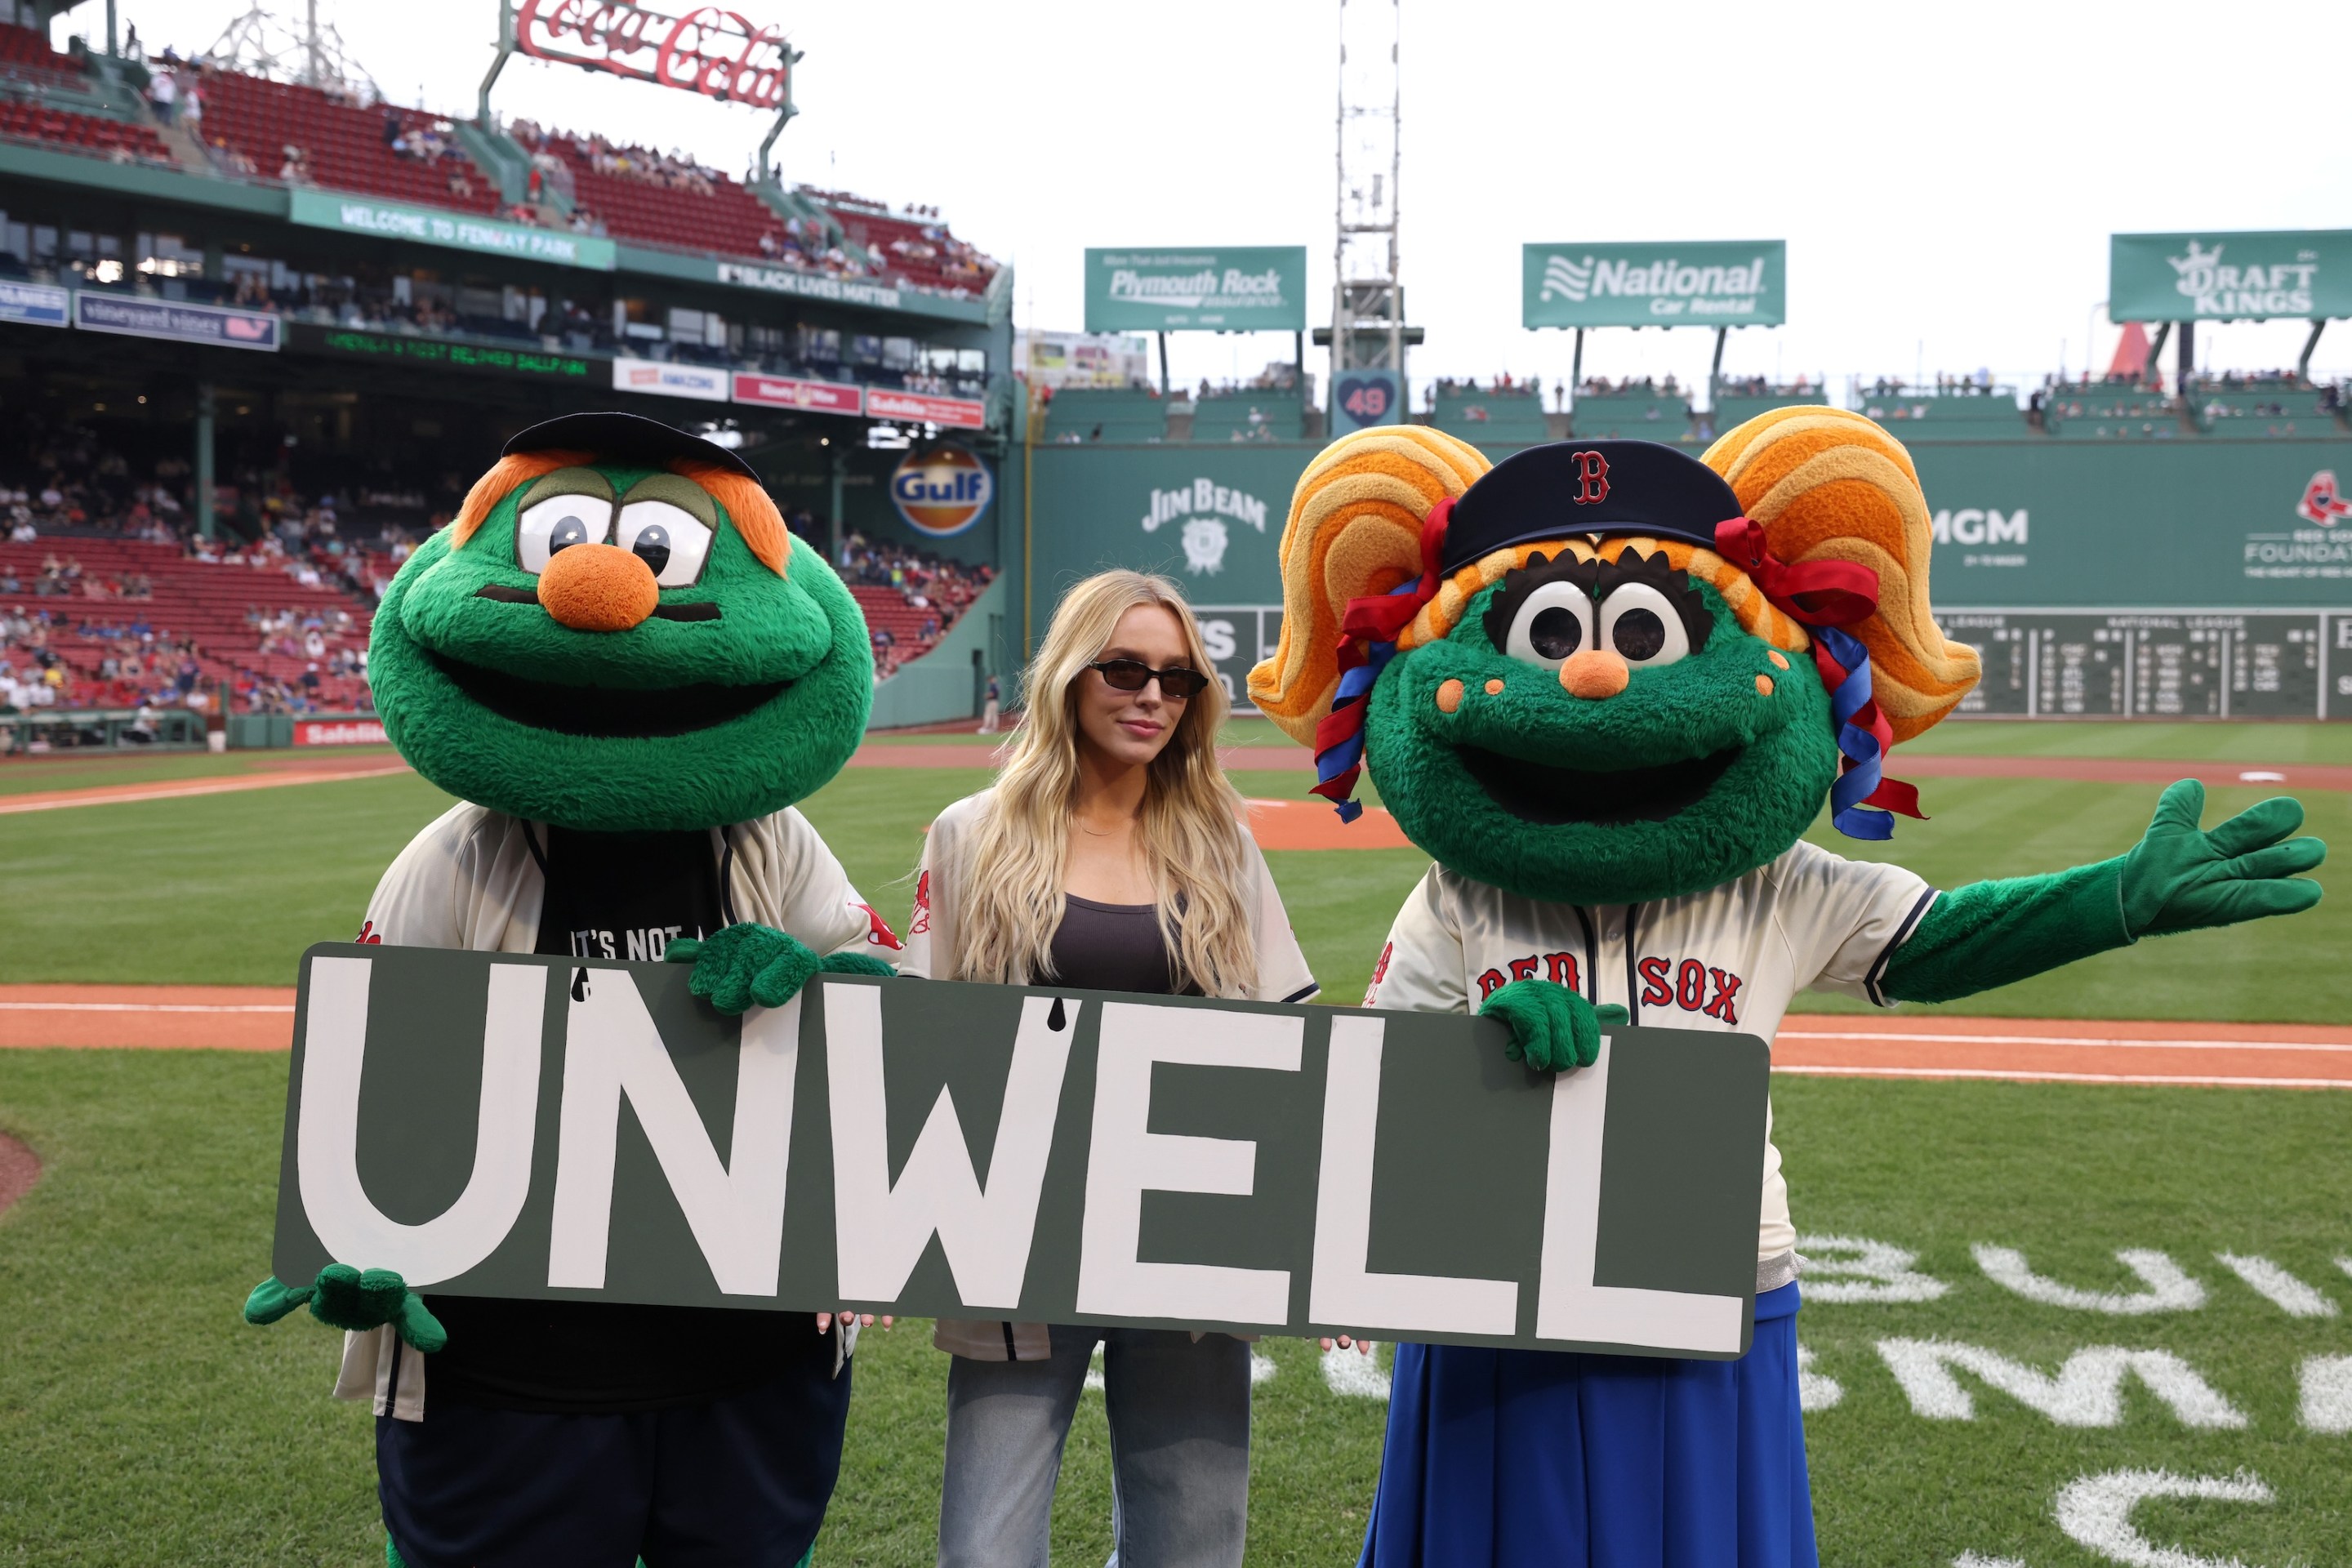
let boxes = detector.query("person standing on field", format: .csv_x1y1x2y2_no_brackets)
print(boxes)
977,672,1000,733
901,569,1317,1568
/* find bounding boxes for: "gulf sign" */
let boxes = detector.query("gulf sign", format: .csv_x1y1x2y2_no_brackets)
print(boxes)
891,445,993,537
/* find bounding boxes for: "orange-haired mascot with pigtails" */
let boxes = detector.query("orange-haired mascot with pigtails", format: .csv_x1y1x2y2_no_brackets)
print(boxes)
1250,412,2325,1566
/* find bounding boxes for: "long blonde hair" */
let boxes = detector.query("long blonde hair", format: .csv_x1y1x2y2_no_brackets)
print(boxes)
954,571,1258,997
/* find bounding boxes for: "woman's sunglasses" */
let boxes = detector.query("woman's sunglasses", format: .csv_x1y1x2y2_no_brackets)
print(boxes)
1087,658,1211,699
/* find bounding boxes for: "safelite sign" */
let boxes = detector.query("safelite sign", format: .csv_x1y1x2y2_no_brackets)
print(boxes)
866,389,987,430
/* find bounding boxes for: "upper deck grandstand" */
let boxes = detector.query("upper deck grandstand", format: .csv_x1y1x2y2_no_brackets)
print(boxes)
0,12,1015,736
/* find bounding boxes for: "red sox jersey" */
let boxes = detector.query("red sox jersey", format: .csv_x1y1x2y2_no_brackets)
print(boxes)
1361,839,1936,1281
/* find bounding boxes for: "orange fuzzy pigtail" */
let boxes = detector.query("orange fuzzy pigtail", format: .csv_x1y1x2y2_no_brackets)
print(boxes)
1704,408,1979,742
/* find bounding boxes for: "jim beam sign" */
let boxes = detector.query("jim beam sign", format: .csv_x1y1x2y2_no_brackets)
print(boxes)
270,946,1770,1356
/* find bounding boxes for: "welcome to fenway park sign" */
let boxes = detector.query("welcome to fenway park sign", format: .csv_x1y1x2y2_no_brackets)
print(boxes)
270,947,1771,1357
517,0,792,109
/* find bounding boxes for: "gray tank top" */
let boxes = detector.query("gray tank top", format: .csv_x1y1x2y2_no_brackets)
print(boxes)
1046,894,1197,995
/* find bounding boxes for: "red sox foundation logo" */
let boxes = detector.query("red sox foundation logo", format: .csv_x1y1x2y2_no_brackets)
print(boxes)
2298,470,2350,528
1571,450,1611,505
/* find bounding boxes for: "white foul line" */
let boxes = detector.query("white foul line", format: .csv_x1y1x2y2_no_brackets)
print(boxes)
1780,1030,2352,1055
0,1001,295,1013
1774,1064,2352,1090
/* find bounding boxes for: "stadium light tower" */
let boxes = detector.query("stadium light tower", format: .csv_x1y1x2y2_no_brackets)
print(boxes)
1326,0,1417,413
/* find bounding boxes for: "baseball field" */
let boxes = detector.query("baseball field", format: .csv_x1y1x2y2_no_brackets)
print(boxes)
2,719,2349,1566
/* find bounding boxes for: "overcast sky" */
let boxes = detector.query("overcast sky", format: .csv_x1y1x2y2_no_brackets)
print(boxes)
69,0,2352,402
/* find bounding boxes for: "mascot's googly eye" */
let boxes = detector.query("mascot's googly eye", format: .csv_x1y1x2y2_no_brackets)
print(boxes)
1502,581,1594,670
1597,582,1692,668
517,494,615,572
614,501,715,587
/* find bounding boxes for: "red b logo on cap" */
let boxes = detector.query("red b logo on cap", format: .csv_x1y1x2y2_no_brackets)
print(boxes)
1571,450,1610,505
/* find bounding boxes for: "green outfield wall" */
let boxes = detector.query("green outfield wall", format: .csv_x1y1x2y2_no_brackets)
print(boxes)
1018,434,2352,718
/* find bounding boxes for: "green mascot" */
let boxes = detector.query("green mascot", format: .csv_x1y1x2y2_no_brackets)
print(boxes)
1247,412,2327,1567
244,413,899,1568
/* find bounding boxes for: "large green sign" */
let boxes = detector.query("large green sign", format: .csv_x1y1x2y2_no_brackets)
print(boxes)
1524,240,1786,329
1084,247,1309,332
2110,230,2352,323
1900,439,2352,609
1029,443,1305,608
288,189,618,271
271,946,1768,1356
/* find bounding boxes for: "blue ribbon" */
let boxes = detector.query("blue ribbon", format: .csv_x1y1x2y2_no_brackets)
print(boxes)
1817,622,1892,840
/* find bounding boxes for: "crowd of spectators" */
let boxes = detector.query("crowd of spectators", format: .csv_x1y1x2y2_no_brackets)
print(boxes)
835,530,995,680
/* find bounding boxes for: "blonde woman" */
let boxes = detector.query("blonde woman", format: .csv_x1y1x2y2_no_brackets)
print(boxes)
901,569,1316,1568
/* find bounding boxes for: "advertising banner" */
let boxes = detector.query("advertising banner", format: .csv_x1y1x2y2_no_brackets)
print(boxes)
292,718,390,746
1191,604,1285,711
733,372,862,416
0,279,69,328
293,324,594,382
1085,247,1310,332
1902,439,2352,609
2110,230,2352,323
289,189,617,271
1523,241,1786,329
271,947,1768,1356
612,357,729,402
74,291,279,350
516,0,791,110
1029,444,1303,605
889,444,993,536
866,388,987,430
1021,329,1152,391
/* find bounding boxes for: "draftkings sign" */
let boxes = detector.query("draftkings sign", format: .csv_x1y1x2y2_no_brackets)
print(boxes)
1523,240,1787,329
2110,229,2352,323
270,946,1770,1357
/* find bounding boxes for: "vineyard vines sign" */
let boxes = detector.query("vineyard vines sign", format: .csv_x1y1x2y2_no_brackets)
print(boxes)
270,946,1769,1356
517,0,792,109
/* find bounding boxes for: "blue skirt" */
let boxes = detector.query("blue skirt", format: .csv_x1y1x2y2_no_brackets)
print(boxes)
1358,1282,1816,1568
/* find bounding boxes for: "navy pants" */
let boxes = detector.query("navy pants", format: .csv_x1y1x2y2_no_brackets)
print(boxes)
377,1359,851,1568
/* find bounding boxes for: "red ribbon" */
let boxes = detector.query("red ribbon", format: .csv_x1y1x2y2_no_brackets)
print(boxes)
1712,516,1880,628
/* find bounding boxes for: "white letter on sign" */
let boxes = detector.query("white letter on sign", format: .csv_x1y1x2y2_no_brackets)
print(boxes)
1309,1015,1518,1335
1535,1035,1744,1352
297,956,542,1287
1076,1002,1299,1324
829,986,1073,1309
546,973,796,1296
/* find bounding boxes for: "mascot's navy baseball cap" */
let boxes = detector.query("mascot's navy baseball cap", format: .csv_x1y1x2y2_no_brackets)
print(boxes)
503,411,761,482
1440,440,1743,575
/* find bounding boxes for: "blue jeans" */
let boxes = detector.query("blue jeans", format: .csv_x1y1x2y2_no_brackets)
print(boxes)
937,1325,1250,1568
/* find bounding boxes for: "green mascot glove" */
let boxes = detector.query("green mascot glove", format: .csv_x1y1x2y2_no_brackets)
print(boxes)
1882,778,2326,1005
667,923,894,1013
1478,981,1630,1073
2118,779,2325,938
244,1264,447,1352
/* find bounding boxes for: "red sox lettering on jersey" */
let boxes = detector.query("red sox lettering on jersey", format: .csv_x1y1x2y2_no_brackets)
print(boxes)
1471,951,1743,1023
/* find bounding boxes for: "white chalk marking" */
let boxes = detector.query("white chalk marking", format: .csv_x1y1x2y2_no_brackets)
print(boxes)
2298,1354,2352,1434
2051,1468,2271,1568
1974,1247,2206,1315
1796,1343,1842,1413
1797,1234,1950,1304
1875,1339,2245,1429
2213,1253,2337,1318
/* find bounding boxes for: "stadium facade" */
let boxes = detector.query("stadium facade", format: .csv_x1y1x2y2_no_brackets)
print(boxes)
2,17,2348,737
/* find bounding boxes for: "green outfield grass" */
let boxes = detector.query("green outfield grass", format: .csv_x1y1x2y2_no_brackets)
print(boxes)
2,1054,2347,1566
2,737,2341,1022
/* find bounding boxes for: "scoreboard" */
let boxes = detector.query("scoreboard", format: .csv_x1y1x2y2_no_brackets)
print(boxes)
1939,610,2349,720
1200,606,2350,720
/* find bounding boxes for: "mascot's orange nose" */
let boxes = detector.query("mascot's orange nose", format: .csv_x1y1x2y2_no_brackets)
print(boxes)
1558,649,1631,700
538,542,659,632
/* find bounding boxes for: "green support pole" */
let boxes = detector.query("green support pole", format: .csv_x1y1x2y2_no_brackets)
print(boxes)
195,383,216,541
828,443,846,565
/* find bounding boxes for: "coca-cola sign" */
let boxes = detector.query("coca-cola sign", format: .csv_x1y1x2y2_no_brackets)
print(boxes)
517,0,791,109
